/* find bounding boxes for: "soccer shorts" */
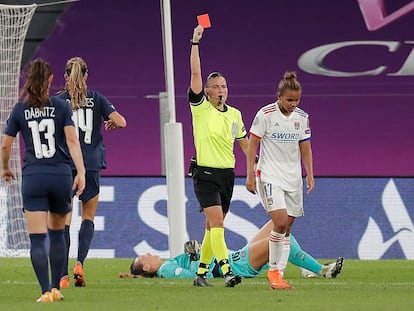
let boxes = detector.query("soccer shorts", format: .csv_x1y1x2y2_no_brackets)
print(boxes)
73,170,100,202
257,179,304,217
22,173,72,214
193,166,234,213
228,244,267,277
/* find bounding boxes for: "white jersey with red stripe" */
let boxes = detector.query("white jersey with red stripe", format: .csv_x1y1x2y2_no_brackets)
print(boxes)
249,101,311,191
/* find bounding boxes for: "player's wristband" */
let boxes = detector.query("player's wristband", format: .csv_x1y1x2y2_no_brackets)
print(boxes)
190,40,199,45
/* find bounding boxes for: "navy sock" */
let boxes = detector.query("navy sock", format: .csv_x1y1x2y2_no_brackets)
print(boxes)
77,220,94,265
62,225,70,277
48,229,65,289
29,233,49,294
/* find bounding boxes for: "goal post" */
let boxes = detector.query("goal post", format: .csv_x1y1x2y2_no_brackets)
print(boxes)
0,4,37,256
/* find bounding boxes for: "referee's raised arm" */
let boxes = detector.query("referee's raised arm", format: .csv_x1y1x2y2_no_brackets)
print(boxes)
190,25,204,94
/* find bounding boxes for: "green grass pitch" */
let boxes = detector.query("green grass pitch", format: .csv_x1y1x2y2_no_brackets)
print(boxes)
0,258,413,310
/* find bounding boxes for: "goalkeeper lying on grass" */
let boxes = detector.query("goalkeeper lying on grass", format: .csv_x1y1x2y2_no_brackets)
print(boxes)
120,220,344,279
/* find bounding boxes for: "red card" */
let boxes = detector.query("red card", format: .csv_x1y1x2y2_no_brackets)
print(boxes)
197,14,211,28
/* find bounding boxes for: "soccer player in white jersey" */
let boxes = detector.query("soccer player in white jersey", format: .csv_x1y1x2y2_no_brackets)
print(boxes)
246,72,314,290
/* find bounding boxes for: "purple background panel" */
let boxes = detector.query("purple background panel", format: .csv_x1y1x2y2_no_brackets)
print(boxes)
29,0,414,176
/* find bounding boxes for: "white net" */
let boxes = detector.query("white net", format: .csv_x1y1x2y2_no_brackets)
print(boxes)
0,4,37,257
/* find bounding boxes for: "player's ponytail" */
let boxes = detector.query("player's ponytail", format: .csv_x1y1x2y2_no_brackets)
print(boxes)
22,58,52,108
65,57,88,109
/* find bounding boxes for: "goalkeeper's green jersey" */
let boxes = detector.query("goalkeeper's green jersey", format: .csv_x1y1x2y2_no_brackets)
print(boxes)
156,245,267,278
157,253,206,278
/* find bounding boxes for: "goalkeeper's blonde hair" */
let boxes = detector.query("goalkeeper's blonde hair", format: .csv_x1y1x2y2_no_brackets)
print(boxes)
65,56,88,109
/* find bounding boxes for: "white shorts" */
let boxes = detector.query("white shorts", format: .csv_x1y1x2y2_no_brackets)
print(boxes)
256,178,304,217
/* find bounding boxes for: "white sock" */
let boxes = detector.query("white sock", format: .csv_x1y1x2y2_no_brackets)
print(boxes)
278,235,291,273
269,230,286,271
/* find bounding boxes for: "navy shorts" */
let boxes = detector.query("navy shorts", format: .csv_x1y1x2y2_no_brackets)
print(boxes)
22,173,72,214
73,170,100,202
193,166,234,213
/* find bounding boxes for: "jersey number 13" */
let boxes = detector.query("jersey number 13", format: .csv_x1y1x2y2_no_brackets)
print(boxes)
28,119,56,159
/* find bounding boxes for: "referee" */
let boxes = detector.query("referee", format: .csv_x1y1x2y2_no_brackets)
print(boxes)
188,25,248,287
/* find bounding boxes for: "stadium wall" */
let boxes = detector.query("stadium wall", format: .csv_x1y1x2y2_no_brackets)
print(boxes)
29,0,414,177
65,176,414,260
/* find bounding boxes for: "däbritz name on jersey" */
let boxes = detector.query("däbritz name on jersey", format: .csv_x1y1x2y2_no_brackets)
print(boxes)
24,107,55,120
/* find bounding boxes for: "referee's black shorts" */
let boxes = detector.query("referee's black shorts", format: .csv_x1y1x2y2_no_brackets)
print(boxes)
192,166,235,213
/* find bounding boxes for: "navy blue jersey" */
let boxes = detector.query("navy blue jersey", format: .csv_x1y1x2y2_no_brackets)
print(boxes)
4,97,74,175
55,90,116,171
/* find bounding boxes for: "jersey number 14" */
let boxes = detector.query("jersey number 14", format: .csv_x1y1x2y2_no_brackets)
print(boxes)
73,109,93,144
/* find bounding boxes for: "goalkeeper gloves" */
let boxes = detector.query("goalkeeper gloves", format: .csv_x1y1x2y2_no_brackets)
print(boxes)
184,240,200,261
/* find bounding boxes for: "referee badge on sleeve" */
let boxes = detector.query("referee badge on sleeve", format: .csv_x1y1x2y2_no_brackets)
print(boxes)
231,122,238,138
